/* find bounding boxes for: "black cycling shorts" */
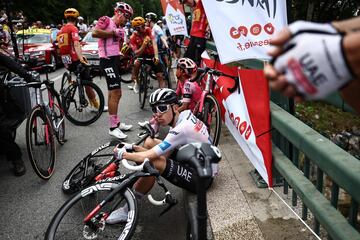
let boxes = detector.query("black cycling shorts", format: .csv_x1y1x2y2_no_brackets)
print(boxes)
141,54,163,74
162,153,213,194
184,36,206,66
100,56,122,90
67,61,91,81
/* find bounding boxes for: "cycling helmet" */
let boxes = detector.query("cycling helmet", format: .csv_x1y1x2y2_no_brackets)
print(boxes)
131,16,146,27
149,88,179,107
145,12,157,22
78,16,84,21
121,44,131,55
157,20,163,25
114,2,134,17
64,8,79,19
177,58,198,76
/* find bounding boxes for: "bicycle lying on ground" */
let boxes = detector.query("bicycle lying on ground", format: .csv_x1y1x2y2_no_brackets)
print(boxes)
193,67,239,146
60,64,105,126
5,64,66,180
62,125,153,194
45,154,177,240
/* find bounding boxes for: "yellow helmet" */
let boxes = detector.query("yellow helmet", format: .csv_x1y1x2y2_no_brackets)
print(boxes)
64,8,79,19
121,44,131,55
131,17,145,28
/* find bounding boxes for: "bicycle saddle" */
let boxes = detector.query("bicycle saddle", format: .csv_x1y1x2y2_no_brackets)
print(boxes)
176,143,221,178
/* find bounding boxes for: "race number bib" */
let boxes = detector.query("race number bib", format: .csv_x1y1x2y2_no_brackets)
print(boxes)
61,55,72,65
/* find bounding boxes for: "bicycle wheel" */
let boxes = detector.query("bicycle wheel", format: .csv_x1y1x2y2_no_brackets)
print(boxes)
202,94,222,146
26,106,56,180
52,93,66,145
45,183,138,240
138,68,148,109
62,80,105,126
62,140,119,194
60,72,71,95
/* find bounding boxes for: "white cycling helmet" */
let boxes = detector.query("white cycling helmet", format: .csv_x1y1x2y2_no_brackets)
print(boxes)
177,57,198,76
149,88,179,107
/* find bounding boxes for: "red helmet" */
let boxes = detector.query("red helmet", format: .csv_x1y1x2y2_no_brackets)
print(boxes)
114,2,133,18
177,58,198,76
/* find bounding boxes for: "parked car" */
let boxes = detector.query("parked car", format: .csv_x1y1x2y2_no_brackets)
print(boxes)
15,28,61,71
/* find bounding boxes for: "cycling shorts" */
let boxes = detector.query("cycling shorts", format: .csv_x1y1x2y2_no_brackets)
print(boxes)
184,36,206,66
140,54,163,74
67,61,91,81
162,151,213,193
100,56,122,90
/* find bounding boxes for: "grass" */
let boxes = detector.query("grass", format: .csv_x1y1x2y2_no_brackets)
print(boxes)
295,101,360,138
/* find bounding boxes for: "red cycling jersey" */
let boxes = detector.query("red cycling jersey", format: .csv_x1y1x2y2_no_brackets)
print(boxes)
56,23,80,63
129,27,155,56
190,0,208,38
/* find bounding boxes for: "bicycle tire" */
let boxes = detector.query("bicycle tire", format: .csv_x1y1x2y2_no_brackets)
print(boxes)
62,80,105,126
60,72,71,95
26,106,56,180
45,183,138,240
52,93,66,145
62,140,119,194
138,68,148,109
202,95,222,146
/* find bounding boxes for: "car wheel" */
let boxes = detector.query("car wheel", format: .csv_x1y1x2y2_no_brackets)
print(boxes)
50,54,57,72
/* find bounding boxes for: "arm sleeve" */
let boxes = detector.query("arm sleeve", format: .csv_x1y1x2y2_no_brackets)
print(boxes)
153,124,187,156
96,16,110,30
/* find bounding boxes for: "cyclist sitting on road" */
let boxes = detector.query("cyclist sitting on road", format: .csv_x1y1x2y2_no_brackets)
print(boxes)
175,57,202,113
92,2,134,139
128,16,165,93
106,88,217,224
145,12,171,68
56,8,100,112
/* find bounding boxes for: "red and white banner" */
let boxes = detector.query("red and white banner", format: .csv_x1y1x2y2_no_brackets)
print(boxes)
202,1,287,64
202,52,272,186
160,0,188,36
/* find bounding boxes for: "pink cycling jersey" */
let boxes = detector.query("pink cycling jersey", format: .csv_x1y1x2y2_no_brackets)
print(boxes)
95,16,125,58
176,79,202,112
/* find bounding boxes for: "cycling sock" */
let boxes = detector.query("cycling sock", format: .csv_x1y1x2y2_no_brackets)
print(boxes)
109,115,118,129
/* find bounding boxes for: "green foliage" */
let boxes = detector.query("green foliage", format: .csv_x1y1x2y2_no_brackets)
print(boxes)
289,0,359,22
8,0,165,25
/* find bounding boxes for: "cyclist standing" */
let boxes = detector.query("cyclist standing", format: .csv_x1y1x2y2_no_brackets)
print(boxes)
129,16,165,93
180,0,209,66
106,88,217,224
92,2,134,139
57,8,100,112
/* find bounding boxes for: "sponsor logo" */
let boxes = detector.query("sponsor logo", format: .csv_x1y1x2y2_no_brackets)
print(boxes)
104,67,116,78
159,141,171,151
176,166,192,182
216,0,278,18
228,112,252,140
169,130,179,136
91,142,111,155
81,182,113,197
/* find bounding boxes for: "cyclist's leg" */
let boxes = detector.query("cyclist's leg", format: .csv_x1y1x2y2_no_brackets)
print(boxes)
131,59,141,85
152,59,166,88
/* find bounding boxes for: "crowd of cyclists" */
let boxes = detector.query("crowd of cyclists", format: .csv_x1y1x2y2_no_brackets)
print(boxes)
1,0,360,237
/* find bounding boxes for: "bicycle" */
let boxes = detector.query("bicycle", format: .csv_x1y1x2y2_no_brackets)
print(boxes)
45,157,177,240
158,48,172,89
193,67,239,146
137,57,155,109
5,65,66,180
176,142,222,240
62,126,153,194
60,64,105,126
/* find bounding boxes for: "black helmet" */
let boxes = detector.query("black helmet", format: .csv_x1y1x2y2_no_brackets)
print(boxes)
149,88,179,107
145,12,157,22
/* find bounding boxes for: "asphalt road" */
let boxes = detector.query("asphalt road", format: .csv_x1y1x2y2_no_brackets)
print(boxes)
0,67,186,240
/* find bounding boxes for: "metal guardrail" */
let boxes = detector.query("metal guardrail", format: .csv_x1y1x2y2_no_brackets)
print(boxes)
271,101,360,240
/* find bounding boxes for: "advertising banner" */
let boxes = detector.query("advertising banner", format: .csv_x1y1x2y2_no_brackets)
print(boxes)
202,52,272,186
160,0,188,36
202,0,287,64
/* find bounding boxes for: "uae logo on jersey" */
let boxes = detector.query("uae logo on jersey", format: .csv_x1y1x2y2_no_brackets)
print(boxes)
159,141,171,151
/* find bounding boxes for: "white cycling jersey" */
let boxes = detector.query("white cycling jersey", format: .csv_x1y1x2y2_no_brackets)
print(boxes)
153,110,211,156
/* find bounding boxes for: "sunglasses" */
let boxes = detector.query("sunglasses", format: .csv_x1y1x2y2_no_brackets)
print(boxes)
116,10,130,20
134,25,145,31
152,104,171,114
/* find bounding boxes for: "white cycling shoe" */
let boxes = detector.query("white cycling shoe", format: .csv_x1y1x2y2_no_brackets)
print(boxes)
106,205,129,224
118,122,133,131
109,128,127,139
